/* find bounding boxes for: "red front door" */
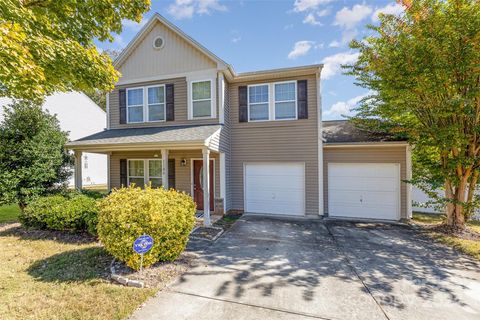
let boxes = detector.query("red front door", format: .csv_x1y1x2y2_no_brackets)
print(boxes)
193,160,214,211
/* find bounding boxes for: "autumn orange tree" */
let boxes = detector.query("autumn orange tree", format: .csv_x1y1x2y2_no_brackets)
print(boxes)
347,0,480,229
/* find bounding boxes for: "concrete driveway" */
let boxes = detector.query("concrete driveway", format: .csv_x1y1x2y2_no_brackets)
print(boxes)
131,215,480,320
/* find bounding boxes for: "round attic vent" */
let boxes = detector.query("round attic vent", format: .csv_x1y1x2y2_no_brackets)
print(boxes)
153,36,165,50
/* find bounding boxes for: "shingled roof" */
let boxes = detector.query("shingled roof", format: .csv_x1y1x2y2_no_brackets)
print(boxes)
66,124,221,148
322,120,404,144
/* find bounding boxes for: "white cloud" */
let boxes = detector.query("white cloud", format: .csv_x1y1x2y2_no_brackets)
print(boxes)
321,51,359,79
334,4,373,30
293,0,333,12
284,24,294,30
328,40,340,48
317,8,330,17
372,3,404,22
112,34,125,48
323,92,369,118
168,0,227,20
122,17,147,31
303,12,322,26
288,41,314,59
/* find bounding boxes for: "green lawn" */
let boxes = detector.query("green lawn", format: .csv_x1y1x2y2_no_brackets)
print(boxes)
0,226,156,320
413,212,480,260
0,204,20,223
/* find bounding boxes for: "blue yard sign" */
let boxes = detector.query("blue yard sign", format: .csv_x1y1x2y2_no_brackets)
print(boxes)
133,234,154,254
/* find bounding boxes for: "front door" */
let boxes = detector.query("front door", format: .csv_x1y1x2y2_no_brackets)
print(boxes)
193,160,214,211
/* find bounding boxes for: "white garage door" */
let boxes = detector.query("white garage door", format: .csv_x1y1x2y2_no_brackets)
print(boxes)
328,163,400,220
245,163,305,215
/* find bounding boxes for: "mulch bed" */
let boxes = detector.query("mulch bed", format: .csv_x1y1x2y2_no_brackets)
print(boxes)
190,226,223,240
112,252,197,288
427,224,480,241
0,222,97,244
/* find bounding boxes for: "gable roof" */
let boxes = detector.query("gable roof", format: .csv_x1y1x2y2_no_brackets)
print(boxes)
114,13,231,72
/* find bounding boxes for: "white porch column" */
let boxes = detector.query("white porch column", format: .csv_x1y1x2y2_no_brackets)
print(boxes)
74,151,83,190
219,152,226,212
162,149,169,189
202,148,211,226
107,152,111,192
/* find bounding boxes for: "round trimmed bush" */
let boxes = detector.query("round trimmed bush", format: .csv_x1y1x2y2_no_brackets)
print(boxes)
20,194,98,234
97,185,196,270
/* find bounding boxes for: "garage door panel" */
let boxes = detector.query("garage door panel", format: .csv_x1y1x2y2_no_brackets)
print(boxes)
245,163,305,216
329,164,396,177
329,177,397,192
328,163,400,220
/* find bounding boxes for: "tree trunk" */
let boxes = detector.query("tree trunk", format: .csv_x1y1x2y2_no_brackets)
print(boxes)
444,178,467,230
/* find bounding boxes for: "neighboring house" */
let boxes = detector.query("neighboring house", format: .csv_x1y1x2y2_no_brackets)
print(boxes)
1,92,108,187
67,13,412,221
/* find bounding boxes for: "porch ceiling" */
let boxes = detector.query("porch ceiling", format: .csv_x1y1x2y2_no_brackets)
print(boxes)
66,124,221,152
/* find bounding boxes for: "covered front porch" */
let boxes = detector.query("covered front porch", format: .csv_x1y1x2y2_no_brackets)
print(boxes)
66,125,226,226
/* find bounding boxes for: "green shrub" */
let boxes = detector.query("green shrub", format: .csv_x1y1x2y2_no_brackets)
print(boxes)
97,186,196,270
20,194,98,235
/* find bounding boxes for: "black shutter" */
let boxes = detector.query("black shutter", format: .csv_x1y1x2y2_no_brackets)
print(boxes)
238,86,248,122
297,80,308,119
119,89,127,124
166,84,174,121
120,159,127,187
168,159,176,189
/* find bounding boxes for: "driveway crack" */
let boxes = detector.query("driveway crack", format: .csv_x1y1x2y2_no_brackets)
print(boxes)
325,223,391,320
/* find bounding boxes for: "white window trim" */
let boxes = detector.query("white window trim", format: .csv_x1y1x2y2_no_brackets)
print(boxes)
126,87,144,124
126,85,167,124
247,80,298,122
146,84,166,123
188,78,217,120
247,83,270,122
127,159,163,187
274,80,298,121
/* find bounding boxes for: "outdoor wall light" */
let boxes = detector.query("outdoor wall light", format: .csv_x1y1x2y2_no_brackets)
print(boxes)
181,158,187,167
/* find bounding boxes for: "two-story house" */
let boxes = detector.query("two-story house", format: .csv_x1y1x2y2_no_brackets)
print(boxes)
67,13,412,223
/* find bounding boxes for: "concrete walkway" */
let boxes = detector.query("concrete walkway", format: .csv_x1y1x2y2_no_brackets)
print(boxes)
131,216,480,320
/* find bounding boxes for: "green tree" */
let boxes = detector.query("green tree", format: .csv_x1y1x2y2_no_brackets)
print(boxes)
0,101,72,211
0,0,149,101
347,0,480,229
85,49,123,111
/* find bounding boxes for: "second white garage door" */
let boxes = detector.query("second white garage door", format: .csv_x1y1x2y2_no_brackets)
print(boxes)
245,163,305,216
328,163,400,220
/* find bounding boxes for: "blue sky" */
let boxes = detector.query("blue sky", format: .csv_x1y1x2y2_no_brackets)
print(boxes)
97,0,404,120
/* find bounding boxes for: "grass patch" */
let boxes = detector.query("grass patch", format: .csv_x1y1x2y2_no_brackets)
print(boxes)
0,204,20,223
413,212,480,261
0,225,156,320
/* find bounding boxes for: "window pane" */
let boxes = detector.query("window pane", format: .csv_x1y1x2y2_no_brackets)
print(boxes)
193,100,211,117
149,178,162,188
192,81,211,100
249,85,269,103
129,160,144,176
129,177,145,188
127,88,143,106
149,160,162,177
275,101,296,119
148,104,164,121
148,86,164,104
275,82,295,101
128,106,143,122
249,103,269,121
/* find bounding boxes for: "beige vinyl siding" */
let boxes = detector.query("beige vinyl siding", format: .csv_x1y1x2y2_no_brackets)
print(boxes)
228,74,319,216
323,145,408,219
110,150,220,199
109,77,219,129
117,21,216,82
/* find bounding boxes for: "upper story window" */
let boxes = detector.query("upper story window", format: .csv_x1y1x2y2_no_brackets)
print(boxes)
127,88,144,123
247,80,297,122
248,84,269,121
127,85,165,123
274,82,297,120
191,80,212,118
147,86,165,122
